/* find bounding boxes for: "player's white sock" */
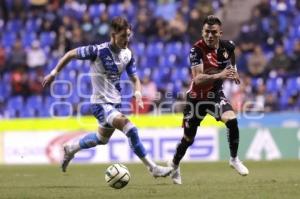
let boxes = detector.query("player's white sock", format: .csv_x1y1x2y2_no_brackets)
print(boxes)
67,142,81,154
140,155,156,170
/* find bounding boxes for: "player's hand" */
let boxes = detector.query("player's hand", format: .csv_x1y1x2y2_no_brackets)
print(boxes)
233,71,240,85
42,73,55,87
219,67,236,80
134,91,144,109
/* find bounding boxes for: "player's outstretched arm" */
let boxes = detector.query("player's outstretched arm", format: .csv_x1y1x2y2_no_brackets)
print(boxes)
42,49,77,87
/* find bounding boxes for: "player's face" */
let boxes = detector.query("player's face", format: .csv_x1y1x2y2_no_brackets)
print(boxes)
202,24,222,48
113,28,132,49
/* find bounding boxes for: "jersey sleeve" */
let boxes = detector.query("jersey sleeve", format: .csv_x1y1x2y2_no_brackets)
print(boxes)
189,46,203,68
76,45,98,61
126,57,137,76
227,40,236,52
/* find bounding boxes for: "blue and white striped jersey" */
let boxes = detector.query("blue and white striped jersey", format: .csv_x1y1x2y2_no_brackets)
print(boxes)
76,42,136,104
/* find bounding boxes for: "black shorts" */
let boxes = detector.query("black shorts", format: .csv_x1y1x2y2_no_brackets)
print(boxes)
182,91,233,128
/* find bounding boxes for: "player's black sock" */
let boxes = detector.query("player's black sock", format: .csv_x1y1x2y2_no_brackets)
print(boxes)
173,137,194,166
225,118,239,158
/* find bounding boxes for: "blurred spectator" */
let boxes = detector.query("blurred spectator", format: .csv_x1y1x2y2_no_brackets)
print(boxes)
29,0,48,13
0,45,7,75
70,26,85,48
196,0,214,16
94,11,110,43
53,26,71,57
141,75,158,103
133,9,151,42
28,67,44,95
264,93,278,112
255,0,271,18
247,45,267,77
267,44,291,76
169,12,187,41
187,8,204,44
11,68,29,96
235,46,249,75
81,11,94,43
287,93,300,111
155,17,171,42
7,38,27,71
253,84,266,112
290,40,300,75
177,0,191,19
11,0,27,19
26,40,47,70
155,0,178,21
132,75,157,114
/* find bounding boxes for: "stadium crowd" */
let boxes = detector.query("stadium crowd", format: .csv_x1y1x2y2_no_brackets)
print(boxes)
0,0,299,118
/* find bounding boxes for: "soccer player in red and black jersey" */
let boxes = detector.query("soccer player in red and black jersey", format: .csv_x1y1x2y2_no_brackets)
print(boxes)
168,15,249,184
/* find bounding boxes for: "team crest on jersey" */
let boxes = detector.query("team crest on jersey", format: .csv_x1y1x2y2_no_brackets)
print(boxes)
223,50,228,59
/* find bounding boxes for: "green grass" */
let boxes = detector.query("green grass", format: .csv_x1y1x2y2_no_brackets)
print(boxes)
0,161,300,199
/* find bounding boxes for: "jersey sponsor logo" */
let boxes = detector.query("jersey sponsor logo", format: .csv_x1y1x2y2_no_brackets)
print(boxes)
206,53,218,67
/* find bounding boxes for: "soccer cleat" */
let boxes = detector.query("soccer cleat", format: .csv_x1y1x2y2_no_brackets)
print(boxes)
150,165,173,178
168,161,182,184
61,145,75,172
229,157,249,176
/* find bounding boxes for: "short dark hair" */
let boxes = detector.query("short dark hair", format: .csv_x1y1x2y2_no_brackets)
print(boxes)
203,15,222,26
110,16,131,33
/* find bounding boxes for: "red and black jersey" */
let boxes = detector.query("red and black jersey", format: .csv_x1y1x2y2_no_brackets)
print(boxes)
188,39,235,100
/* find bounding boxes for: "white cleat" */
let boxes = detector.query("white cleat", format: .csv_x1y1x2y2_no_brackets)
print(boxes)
150,165,173,178
168,161,182,185
229,157,249,176
61,145,75,172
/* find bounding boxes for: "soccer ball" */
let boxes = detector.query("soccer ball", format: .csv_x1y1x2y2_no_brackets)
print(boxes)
105,163,131,189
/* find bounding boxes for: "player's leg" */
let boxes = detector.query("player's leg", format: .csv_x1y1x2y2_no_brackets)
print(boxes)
61,104,115,172
216,92,248,176
110,114,172,178
62,127,114,172
169,99,202,184
221,110,249,176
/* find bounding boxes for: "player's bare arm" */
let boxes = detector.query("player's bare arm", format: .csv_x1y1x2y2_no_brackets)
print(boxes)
229,51,240,85
192,63,236,86
129,74,144,109
42,49,77,87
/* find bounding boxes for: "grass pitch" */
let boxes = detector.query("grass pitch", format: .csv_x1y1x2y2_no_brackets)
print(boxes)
0,160,299,199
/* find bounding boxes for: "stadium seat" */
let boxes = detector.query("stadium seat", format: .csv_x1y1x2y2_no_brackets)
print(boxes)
22,32,37,48
7,96,24,110
165,42,183,56
266,77,283,93
40,31,56,48
146,42,164,58
2,31,16,49
25,18,41,33
89,3,106,19
108,3,124,18
286,77,300,94
6,19,22,33
131,42,145,57
26,95,43,110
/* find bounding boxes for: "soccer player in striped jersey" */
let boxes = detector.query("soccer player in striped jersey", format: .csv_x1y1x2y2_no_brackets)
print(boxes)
42,16,172,178
168,15,249,185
